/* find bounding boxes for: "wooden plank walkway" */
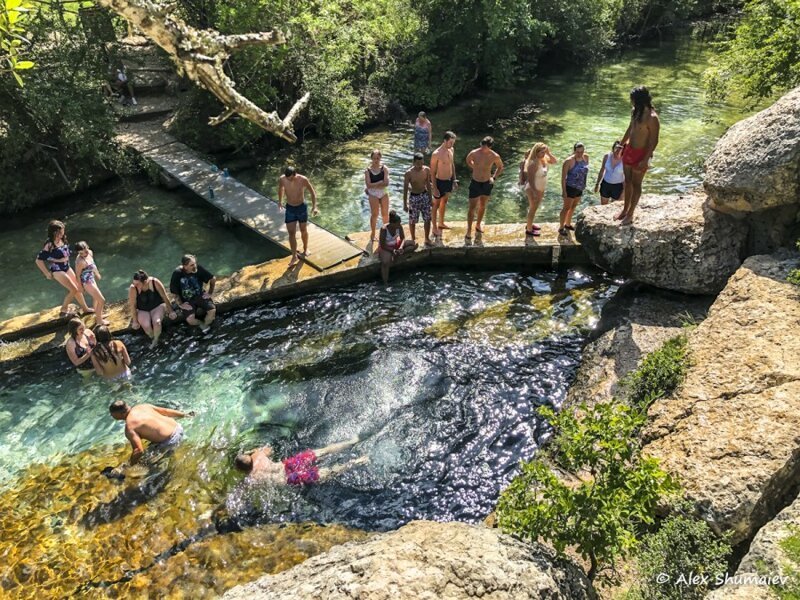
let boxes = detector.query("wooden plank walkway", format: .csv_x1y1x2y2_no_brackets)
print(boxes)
116,124,365,271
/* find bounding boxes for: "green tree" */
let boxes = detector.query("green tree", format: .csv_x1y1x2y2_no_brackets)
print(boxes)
497,402,676,580
1,0,34,83
705,0,800,101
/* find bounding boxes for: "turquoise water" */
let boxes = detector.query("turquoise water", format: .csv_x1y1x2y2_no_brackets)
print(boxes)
0,179,283,321
239,37,751,236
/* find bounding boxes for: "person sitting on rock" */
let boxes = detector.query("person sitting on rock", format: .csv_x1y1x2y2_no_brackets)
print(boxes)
169,254,216,333
378,210,418,284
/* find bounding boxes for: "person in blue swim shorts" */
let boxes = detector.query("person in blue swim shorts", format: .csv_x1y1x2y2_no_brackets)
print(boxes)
278,166,319,267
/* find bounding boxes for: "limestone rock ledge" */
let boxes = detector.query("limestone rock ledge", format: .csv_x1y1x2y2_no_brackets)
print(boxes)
642,251,800,545
222,520,596,600
575,192,747,295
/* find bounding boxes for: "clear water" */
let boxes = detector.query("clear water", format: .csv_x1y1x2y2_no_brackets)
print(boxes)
239,37,753,236
0,179,284,321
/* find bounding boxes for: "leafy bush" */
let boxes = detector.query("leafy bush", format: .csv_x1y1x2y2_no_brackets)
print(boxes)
623,334,689,410
626,505,731,600
788,241,800,287
497,401,676,580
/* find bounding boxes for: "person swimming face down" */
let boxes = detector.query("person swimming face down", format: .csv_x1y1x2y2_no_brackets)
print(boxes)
234,447,272,473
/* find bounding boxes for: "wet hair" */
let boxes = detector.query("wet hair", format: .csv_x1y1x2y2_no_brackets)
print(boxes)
612,140,623,151
284,166,296,177
413,152,424,162
631,85,653,123
181,254,196,267
388,209,402,224
370,149,382,160
481,136,494,147
75,241,89,253
67,317,84,340
46,220,66,246
234,454,253,473
132,269,149,282
109,400,129,415
525,142,547,173
443,131,456,141
573,142,585,151
93,326,119,365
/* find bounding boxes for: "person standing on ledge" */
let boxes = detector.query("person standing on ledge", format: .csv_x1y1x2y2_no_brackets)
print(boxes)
559,142,590,236
278,166,319,267
170,254,216,333
403,152,434,247
619,86,660,225
594,141,625,206
465,136,504,241
430,131,458,235
413,111,432,154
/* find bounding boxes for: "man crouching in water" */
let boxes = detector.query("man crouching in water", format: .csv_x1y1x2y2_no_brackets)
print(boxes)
109,400,193,466
234,436,367,486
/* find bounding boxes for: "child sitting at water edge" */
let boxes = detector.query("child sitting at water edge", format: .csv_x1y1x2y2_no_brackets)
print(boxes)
234,436,367,485
378,210,418,285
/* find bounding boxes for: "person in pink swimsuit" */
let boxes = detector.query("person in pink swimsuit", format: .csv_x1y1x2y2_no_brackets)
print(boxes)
234,436,368,485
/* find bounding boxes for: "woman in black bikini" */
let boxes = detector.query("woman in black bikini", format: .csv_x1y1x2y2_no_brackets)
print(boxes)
65,318,96,377
34,220,93,317
364,149,390,243
127,270,176,348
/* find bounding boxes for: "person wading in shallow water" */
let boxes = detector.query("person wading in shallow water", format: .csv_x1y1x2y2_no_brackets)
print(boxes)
277,166,319,268
108,400,193,467
430,131,458,235
465,136,504,241
234,436,367,485
618,85,660,225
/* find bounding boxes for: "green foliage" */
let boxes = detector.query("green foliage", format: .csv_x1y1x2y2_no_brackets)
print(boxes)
497,401,677,580
626,504,731,600
788,241,800,286
705,0,800,101
1,0,33,85
623,334,690,410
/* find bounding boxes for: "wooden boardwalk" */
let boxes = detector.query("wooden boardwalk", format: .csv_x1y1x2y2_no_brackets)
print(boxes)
116,122,365,271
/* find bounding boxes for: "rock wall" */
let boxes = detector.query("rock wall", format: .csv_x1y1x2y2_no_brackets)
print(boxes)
222,521,596,600
642,252,800,545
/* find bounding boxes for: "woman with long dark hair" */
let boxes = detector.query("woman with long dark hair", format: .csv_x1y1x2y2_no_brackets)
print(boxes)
91,326,132,381
34,220,93,317
65,318,96,377
619,85,660,225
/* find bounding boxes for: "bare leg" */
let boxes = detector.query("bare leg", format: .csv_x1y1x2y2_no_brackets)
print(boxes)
565,197,580,227
475,197,488,233
601,196,610,206
287,221,299,266
619,165,634,221
559,199,571,230
84,281,107,325
380,195,390,228
526,188,541,231
299,222,309,256
137,310,154,338
423,219,432,245
466,197,478,238
53,270,91,313
431,198,440,236
379,249,392,284
150,304,166,346
203,308,216,327
409,220,417,242
318,456,369,482
369,197,379,241
314,436,360,458
438,194,450,228
621,169,645,225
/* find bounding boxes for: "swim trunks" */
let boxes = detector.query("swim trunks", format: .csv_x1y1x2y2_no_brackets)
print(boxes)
284,202,308,224
599,180,624,200
180,294,215,319
283,450,319,486
565,185,584,198
408,191,431,224
111,367,132,382
468,179,493,199
151,423,184,451
434,178,454,199
622,145,649,171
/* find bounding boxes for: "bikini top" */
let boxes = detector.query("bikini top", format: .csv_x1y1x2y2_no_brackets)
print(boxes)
368,167,385,183
74,334,95,358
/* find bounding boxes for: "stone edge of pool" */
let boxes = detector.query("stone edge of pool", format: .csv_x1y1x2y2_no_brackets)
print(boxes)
0,222,589,364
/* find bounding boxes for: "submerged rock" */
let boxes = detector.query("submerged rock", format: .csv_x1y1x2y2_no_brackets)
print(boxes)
575,192,747,294
643,251,800,545
222,520,596,600
704,86,800,215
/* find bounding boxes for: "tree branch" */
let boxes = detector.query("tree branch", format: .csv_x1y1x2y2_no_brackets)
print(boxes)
97,0,307,142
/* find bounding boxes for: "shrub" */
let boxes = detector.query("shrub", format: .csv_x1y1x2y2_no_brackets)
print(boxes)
788,241,800,287
626,505,731,600
497,401,677,580
623,334,689,410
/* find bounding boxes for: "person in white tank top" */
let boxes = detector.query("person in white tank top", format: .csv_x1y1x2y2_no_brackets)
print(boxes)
522,142,558,236
593,141,625,205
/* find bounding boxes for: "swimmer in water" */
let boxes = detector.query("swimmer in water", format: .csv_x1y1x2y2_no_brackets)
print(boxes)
234,436,367,485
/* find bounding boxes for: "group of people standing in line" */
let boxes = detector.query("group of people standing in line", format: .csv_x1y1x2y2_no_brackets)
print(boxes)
276,86,659,281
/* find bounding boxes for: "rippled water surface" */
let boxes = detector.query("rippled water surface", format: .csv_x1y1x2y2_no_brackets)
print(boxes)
0,269,617,596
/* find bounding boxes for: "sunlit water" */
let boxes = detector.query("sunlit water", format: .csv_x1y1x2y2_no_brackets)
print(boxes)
0,179,283,321
240,37,753,235
0,270,618,596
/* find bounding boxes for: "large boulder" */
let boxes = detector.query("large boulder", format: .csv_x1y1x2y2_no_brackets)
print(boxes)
643,251,800,545
704,86,800,215
222,521,596,600
565,283,713,410
575,192,747,294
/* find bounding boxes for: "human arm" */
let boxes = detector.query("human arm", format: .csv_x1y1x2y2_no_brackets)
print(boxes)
426,168,432,198
562,159,571,197
465,150,475,173
403,171,410,212
639,114,660,170
91,251,102,280
117,341,131,368
491,154,504,182
429,154,440,196
35,245,53,279
66,339,92,367
154,406,193,418
547,150,558,164
594,153,607,192
427,122,432,148
277,176,284,210
207,276,216,296
127,286,140,329
125,425,145,465
152,278,177,318
620,120,632,146
304,177,319,216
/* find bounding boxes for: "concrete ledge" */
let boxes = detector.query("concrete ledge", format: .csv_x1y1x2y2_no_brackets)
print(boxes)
0,223,587,364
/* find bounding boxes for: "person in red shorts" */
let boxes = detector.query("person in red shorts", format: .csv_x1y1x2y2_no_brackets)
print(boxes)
618,86,660,225
234,436,368,485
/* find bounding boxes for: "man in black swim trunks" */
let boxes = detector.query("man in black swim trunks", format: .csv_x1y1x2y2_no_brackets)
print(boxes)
465,136,504,240
430,131,458,236
278,166,319,267
169,254,216,333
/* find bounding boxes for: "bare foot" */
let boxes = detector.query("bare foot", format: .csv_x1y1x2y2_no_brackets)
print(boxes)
438,223,451,230
424,239,435,247
149,338,158,350
475,226,484,234
614,211,627,221
620,218,633,226
301,250,311,257
81,308,95,315
289,254,299,267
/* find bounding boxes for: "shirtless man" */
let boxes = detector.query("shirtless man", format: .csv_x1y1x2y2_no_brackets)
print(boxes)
108,400,193,466
429,131,458,235
618,86,660,225
234,436,367,486
403,152,434,247
465,136,504,240
278,166,319,267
